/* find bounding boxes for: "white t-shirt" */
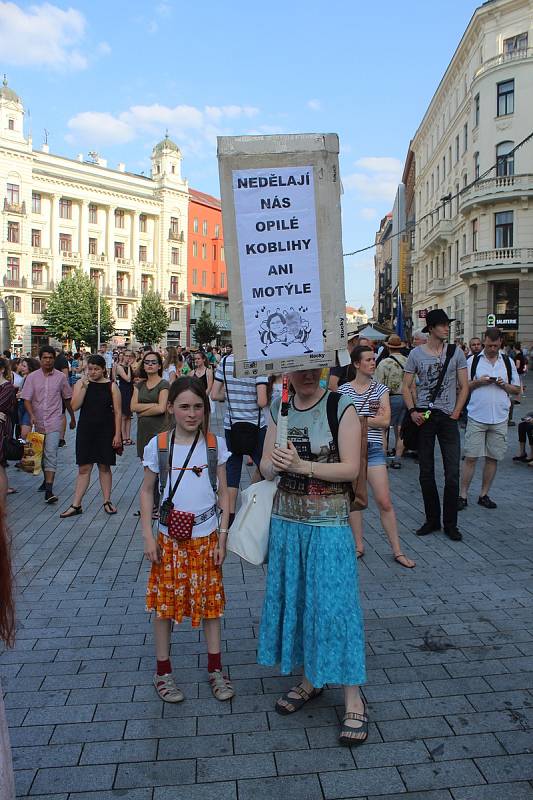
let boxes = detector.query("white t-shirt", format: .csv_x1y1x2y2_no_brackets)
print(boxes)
466,353,520,424
143,432,230,539
162,364,176,382
13,373,24,389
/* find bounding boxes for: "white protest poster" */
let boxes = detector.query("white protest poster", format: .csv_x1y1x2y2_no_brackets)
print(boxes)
233,166,323,361
218,134,347,377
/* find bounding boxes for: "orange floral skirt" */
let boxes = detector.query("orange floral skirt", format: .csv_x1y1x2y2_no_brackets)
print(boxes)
145,530,225,628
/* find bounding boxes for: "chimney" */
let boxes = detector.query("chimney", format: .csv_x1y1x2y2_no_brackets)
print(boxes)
41,143,49,153
117,162,125,172
77,153,83,162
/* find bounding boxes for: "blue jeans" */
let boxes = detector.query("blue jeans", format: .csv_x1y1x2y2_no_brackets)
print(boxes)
417,410,460,530
224,426,267,488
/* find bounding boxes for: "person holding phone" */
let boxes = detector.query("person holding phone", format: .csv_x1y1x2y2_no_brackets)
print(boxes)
459,328,521,510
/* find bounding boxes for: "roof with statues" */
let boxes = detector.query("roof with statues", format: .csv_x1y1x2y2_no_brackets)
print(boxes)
0,75,21,104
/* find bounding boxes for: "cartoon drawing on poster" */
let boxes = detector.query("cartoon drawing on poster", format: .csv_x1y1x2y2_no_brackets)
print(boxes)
256,306,312,356
232,166,323,361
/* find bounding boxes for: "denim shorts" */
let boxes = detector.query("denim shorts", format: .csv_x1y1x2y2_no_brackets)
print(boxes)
367,441,387,467
224,426,267,488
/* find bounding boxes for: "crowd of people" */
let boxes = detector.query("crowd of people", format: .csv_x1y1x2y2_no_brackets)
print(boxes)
0,310,530,775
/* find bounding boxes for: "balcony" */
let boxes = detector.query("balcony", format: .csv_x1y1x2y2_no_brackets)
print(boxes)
32,247,52,260
168,291,186,302
474,46,533,78
3,275,27,288
3,199,26,215
114,257,134,267
460,247,533,272
140,261,156,271
168,229,185,242
32,280,54,292
117,287,137,299
422,218,452,251
60,251,81,265
89,254,108,265
460,174,533,212
426,277,447,295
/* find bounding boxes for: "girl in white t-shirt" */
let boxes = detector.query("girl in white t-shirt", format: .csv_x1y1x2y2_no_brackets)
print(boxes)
141,376,234,704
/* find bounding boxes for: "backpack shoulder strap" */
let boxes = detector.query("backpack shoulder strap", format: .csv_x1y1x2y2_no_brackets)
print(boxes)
470,353,481,380
326,391,341,451
157,430,170,493
205,431,218,494
502,354,513,383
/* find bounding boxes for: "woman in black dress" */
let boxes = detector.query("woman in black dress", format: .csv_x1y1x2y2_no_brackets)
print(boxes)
115,350,135,445
60,355,122,518
193,351,213,393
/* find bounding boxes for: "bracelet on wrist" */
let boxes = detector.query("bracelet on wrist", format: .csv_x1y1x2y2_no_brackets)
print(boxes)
218,528,228,535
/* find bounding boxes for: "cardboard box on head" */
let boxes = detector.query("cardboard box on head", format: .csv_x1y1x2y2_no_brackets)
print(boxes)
217,134,347,377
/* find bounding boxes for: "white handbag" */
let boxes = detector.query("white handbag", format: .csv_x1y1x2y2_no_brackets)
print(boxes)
226,478,278,565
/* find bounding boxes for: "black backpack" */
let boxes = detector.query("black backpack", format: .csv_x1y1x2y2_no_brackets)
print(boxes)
470,353,512,383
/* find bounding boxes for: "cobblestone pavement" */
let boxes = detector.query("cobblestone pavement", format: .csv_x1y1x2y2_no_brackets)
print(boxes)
2,397,533,800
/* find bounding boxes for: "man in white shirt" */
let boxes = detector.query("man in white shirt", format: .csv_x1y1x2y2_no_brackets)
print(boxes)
98,343,114,372
459,328,521,510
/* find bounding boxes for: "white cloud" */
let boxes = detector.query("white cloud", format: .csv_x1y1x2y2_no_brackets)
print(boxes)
66,102,263,152
359,207,378,220
307,99,321,111
98,41,111,56
0,2,87,69
343,155,402,202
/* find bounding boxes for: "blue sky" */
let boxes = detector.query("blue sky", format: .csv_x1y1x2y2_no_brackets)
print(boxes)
1,0,481,312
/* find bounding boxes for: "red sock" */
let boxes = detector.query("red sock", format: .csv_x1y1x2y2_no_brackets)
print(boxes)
157,659,172,676
208,652,222,673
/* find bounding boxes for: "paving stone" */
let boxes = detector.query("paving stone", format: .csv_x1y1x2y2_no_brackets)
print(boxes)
378,715,454,741
398,758,486,791
8,725,53,747
154,783,237,800
68,790,153,800
402,695,476,718
320,766,405,798
465,689,533,712
50,720,125,744
80,737,158,764
30,764,116,795
275,746,355,774
475,753,533,783
238,774,323,800
158,733,233,759
446,709,533,735
423,676,491,697
234,728,308,754
23,704,95,726
495,730,533,754
13,769,36,796
451,782,533,799
353,739,431,768
124,716,196,739
114,758,196,788
197,753,276,782
12,743,82,769
424,733,506,761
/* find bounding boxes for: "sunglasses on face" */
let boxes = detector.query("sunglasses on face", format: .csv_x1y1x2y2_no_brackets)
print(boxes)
144,360,158,365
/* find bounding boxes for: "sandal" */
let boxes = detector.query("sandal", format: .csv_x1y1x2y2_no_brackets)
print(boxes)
103,501,117,515
209,670,235,701
7,487,17,494
356,549,364,559
394,552,416,569
339,700,369,747
513,454,528,462
153,673,184,703
60,505,82,518
275,683,323,715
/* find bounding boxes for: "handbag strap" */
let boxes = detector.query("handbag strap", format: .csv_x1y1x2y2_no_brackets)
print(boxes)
428,344,456,408
357,381,376,414
166,429,200,504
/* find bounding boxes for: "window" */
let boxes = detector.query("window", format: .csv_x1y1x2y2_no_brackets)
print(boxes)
495,211,513,248
8,118,14,131
192,241,198,258
462,233,467,255
32,229,41,247
89,204,97,224
202,220,208,236
170,216,179,234
213,245,217,261
139,214,147,233
220,272,225,289
448,146,452,172
115,209,125,228
62,265,72,280
436,166,440,186
201,270,207,287
7,183,19,204
202,243,207,259
171,247,179,265
59,233,72,252
170,276,179,295
89,238,97,255
32,297,47,314
192,268,197,285
472,218,478,252
454,240,459,271
169,307,180,322
214,224,220,238
139,245,147,262
474,93,480,127
497,80,514,116
455,135,460,163
7,256,19,280
431,173,434,195
193,217,198,233
5,295,20,312
447,245,452,273
504,32,528,53
442,155,446,181
32,265,43,285
463,123,468,153
141,275,150,293
496,141,514,176
117,273,125,294
221,246,225,262
90,269,102,285
455,182,460,215
114,241,124,258
212,272,216,288
7,221,19,243
474,152,480,179
117,303,128,319
59,198,72,219
463,173,468,188
32,193,41,214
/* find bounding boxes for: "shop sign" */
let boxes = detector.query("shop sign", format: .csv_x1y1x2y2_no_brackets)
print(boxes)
495,313,518,330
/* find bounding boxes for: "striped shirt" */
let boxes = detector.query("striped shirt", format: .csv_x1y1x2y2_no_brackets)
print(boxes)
338,380,389,444
214,355,268,430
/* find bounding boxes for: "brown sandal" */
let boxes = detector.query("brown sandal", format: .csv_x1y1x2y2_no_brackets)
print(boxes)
339,701,369,747
275,683,323,715
393,552,416,569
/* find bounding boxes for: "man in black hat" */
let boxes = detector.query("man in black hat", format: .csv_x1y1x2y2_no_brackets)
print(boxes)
401,309,469,541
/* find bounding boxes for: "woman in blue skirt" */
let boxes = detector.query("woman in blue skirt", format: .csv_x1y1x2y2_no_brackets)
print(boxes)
258,368,368,746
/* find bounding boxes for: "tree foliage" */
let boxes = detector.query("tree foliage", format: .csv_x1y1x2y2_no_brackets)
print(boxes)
193,309,219,346
131,291,169,346
0,298,17,343
43,269,115,349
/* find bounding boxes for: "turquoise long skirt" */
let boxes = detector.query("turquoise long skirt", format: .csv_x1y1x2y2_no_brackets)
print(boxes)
257,516,367,687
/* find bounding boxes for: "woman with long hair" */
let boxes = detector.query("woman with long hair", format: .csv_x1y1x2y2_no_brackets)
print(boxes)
0,357,18,504
339,346,415,568
59,355,122,518
0,509,16,799
115,350,135,445
162,347,182,385
192,351,213,394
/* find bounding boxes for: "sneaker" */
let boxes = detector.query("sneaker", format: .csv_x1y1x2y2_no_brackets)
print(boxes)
58,439,66,447
208,670,235,702
153,673,184,703
457,497,468,511
478,495,497,509
444,526,462,541
45,488,58,504
416,521,441,536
